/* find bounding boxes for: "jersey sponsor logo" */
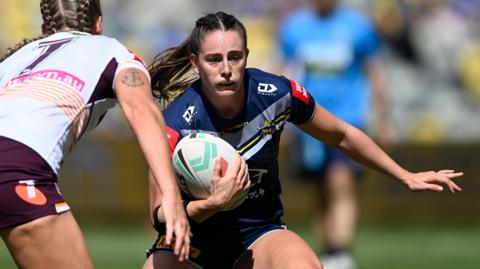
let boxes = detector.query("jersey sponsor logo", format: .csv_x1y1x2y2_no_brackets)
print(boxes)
15,180,47,205
183,105,196,124
5,69,85,92
246,168,268,199
257,83,278,95
166,126,180,154
289,79,310,104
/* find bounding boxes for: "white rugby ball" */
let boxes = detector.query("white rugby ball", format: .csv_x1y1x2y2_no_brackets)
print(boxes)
172,133,248,211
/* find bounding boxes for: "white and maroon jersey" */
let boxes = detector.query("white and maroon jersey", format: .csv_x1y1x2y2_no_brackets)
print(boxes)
0,31,149,175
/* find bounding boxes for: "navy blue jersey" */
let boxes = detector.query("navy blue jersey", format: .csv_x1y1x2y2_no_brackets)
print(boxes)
164,68,315,225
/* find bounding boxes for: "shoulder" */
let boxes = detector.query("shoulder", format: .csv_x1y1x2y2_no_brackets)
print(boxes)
246,68,297,99
84,34,125,47
80,35,142,59
85,35,149,73
163,85,202,125
246,68,291,89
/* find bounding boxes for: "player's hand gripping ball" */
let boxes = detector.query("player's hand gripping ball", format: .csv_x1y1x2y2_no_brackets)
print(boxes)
172,133,248,210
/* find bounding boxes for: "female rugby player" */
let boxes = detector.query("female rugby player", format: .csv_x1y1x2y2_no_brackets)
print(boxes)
144,11,462,269
0,1,189,268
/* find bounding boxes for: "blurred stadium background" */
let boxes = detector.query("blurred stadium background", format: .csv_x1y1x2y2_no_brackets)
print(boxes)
1,0,479,268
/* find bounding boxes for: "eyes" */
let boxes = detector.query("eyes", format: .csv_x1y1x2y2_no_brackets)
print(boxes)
204,51,245,65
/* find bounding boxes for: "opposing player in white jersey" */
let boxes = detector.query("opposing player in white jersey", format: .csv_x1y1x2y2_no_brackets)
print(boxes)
0,0,190,268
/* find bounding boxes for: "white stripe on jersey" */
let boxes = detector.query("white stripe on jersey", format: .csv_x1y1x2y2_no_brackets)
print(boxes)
0,31,150,174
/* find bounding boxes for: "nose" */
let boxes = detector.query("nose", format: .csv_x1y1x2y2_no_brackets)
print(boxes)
221,59,232,80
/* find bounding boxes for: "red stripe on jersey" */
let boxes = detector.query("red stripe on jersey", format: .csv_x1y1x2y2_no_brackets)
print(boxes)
289,79,310,104
166,126,180,155
127,49,148,69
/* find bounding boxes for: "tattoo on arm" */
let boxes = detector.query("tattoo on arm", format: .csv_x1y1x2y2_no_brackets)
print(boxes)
121,68,146,87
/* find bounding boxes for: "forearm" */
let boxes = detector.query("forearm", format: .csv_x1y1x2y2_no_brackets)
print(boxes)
156,199,221,223
187,198,225,223
126,104,181,198
115,67,181,201
338,124,409,181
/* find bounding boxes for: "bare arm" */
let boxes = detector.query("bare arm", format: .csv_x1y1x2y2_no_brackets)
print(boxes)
154,156,250,223
114,68,189,260
299,104,463,193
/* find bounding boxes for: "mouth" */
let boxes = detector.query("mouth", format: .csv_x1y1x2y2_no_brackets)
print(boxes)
217,82,236,89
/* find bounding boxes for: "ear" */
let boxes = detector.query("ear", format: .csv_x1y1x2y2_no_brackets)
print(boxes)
93,15,103,35
189,53,199,73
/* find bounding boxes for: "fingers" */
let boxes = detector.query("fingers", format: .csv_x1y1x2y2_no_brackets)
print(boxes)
423,170,464,193
230,155,242,176
437,170,464,179
164,219,173,246
160,198,191,262
237,157,246,182
434,170,463,193
421,183,443,192
212,159,222,178
234,156,250,192
242,170,251,190
408,170,464,193
174,223,191,261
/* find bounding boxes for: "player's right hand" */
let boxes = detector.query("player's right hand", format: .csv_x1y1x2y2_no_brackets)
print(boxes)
161,194,191,261
208,155,250,210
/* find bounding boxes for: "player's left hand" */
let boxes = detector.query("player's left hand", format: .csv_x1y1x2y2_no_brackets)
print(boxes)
402,170,463,193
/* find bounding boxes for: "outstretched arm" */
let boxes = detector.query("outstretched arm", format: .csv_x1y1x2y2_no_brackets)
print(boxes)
299,104,463,193
114,68,190,260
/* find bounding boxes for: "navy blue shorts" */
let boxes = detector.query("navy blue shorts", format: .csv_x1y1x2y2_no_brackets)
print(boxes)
147,208,286,269
0,178,70,229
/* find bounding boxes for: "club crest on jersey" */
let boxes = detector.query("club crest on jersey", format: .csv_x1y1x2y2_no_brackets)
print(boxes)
257,83,278,95
183,105,196,124
258,119,278,138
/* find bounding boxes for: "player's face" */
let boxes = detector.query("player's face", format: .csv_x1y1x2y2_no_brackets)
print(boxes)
190,30,248,100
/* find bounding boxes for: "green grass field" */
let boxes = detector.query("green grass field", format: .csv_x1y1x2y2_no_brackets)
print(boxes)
1,223,479,269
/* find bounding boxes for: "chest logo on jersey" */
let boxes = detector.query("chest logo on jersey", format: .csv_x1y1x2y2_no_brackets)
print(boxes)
257,83,278,95
258,119,278,138
183,105,196,124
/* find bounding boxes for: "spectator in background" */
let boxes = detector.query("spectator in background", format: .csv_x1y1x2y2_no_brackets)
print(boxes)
279,0,392,268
